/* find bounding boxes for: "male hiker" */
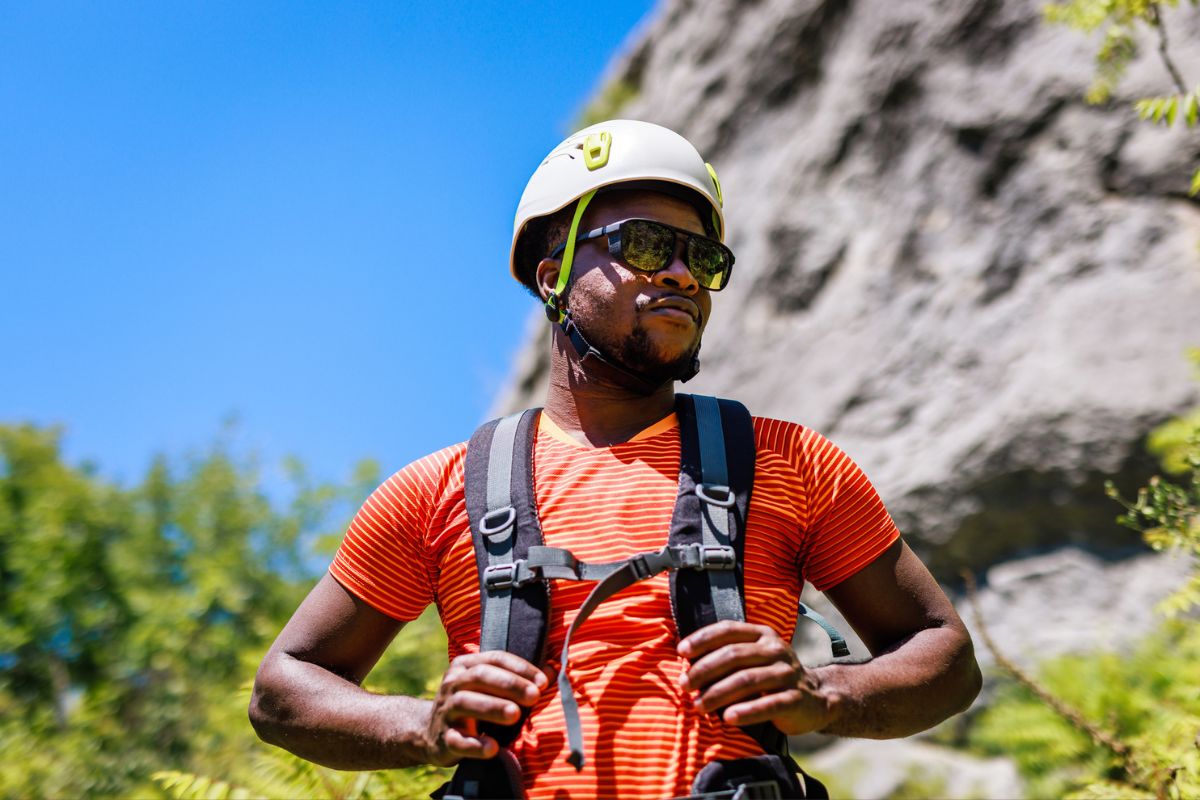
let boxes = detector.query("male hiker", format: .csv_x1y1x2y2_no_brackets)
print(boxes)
249,120,981,799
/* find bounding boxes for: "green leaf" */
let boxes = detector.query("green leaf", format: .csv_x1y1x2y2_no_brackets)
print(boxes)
1191,167,1200,197
1186,93,1199,127
1165,96,1179,126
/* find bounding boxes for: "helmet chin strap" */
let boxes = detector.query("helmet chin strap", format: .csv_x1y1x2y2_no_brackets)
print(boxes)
544,190,701,396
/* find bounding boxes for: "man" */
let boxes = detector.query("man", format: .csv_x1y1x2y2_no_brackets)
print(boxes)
249,120,981,799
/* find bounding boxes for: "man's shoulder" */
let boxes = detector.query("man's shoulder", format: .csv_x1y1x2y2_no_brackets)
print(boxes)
383,439,470,499
748,413,826,452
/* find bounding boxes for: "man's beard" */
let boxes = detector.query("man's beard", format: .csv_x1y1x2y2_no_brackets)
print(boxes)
579,314,701,386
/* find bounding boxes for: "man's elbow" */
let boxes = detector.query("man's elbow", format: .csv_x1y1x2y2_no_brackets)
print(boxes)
248,661,291,747
947,629,983,715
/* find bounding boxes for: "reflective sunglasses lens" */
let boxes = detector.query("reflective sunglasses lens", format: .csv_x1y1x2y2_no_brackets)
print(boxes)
687,237,730,289
621,220,675,272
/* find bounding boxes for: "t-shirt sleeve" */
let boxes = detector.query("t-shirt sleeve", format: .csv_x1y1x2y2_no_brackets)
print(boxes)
783,424,900,591
329,450,454,621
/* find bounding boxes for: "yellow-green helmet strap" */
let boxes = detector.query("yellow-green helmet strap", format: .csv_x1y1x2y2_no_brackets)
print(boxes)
545,190,596,323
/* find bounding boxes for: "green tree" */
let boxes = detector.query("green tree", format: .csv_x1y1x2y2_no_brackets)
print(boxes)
0,424,448,798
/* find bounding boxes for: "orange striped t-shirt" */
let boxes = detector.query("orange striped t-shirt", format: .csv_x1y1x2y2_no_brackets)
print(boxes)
330,412,899,799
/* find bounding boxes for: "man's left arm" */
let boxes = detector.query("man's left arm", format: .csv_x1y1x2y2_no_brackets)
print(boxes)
678,539,982,738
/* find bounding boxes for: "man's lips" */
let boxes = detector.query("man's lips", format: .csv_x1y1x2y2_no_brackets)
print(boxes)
644,295,701,323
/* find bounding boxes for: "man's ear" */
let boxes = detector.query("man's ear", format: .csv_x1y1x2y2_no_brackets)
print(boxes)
535,257,562,303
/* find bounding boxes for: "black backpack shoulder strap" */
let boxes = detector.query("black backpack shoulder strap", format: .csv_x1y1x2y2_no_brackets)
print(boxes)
670,395,797,763
669,393,754,635
670,394,849,774
464,408,549,748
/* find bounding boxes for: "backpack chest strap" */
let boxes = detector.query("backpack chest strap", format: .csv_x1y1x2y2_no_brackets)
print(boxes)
483,542,736,590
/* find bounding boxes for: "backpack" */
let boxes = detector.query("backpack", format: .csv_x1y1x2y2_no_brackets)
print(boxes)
436,395,846,800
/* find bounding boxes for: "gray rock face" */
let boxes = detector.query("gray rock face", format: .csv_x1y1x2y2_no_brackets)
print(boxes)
496,0,1200,580
964,547,1194,669
793,548,1193,671
802,737,1024,800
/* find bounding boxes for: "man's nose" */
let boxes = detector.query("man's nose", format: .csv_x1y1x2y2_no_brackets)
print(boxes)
652,244,699,294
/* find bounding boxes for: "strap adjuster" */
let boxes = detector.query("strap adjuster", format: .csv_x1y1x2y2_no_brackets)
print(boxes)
628,548,676,580
483,560,535,590
680,543,736,571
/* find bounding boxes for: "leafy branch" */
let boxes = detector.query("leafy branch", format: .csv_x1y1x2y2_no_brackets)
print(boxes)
962,571,1131,765
1045,0,1200,194
964,352,1200,798
1106,351,1200,617
963,572,1197,799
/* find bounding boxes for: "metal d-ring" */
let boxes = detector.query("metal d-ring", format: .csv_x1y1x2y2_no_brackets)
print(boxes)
695,483,735,508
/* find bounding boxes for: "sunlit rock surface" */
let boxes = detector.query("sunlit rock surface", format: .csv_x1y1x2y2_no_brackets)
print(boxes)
803,737,1023,800
496,0,1200,581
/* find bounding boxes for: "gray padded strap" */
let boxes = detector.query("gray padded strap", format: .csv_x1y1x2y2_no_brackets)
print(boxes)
693,395,745,623
527,546,623,582
478,412,522,653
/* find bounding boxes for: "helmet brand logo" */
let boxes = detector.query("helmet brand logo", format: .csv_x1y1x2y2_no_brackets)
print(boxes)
583,132,611,171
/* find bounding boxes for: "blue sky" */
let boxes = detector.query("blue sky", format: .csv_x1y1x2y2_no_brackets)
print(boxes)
0,1,655,489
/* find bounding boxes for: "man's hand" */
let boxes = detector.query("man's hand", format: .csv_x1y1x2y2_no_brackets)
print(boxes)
677,621,836,735
422,651,548,766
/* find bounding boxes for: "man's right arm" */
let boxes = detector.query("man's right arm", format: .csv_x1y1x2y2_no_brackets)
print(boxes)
249,573,546,771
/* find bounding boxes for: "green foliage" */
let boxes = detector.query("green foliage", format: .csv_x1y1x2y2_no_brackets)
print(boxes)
0,424,448,799
152,695,451,800
574,76,640,130
970,622,1200,798
1044,0,1164,103
1106,351,1200,618
973,354,1200,799
1045,0,1200,194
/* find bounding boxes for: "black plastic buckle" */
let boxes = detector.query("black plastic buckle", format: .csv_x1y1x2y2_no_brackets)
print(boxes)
629,548,674,580
483,560,533,590
681,543,736,571
544,292,562,322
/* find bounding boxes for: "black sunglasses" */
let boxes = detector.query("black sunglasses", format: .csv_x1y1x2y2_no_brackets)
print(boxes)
550,218,735,291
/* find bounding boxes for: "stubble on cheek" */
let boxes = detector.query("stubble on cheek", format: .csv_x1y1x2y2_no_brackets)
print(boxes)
619,319,702,383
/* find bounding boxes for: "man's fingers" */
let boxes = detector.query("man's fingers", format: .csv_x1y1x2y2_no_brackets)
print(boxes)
723,689,802,726
722,689,827,734
692,662,795,713
444,690,525,726
677,620,771,659
456,651,550,687
446,661,545,706
442,728,500,761
681,639,794,691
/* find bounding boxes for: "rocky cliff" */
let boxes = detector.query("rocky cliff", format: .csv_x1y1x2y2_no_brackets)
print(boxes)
495,0,1200,583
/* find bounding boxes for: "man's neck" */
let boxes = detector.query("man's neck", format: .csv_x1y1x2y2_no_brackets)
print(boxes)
541,334,677,448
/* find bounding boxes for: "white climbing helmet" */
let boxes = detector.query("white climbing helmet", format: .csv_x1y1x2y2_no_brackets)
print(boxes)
509,119,726,285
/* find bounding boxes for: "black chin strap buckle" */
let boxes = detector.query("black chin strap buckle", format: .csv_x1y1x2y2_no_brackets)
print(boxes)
544,292,563,322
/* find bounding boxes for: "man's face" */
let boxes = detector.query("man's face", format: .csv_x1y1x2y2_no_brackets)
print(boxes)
541,189,713,385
